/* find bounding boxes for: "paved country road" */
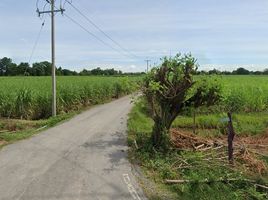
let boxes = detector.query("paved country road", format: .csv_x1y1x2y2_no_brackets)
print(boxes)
0,96,146,200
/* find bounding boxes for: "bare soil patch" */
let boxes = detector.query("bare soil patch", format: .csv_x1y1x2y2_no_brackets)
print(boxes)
0,140,7,146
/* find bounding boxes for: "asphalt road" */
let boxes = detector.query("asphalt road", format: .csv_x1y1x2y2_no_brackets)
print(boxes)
0,96,145,200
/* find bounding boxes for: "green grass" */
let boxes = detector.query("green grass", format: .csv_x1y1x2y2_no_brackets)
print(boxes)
128,100,268,200
0,76,139,120
173,112,268,137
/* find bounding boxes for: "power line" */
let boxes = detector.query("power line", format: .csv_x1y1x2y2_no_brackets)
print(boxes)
28,20,46,64
66,1,139,59
63,12,136,60
24,20,46,76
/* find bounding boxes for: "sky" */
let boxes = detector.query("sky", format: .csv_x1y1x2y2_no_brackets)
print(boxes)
1,0,268,72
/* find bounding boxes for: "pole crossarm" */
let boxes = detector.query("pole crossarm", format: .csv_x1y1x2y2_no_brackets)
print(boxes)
37,8,65,16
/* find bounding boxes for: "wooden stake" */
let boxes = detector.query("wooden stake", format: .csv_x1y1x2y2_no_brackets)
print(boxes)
227,112,235,164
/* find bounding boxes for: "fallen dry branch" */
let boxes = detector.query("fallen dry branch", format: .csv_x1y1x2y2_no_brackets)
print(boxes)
165,178,256,184
35,125,48,132
246,144,268,148
247,149,268,158
194,144,205,150
213,145,224,150
170,129,214,150
134,140,139,149
170,129,268,174
255,184,268,190
199,146,213,151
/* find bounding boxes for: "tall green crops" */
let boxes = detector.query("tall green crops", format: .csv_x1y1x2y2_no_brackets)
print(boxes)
0,75,267,120
0,76,138,119
194,75,268,112
220,75,268,112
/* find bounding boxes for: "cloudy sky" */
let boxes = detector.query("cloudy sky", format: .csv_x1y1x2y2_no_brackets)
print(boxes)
0,0,268,72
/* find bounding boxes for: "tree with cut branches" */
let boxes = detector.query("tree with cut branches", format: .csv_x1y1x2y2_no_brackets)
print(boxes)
143,54,222,149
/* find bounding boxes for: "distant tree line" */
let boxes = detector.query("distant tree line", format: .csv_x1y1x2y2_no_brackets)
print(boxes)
197,67,268,75
0,57,145,76
79,68,123,76
1,57,267,76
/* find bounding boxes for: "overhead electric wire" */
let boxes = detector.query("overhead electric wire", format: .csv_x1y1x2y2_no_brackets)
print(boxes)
63,12,136,60
23,19,46,76
66,1,139,59
28,20,46,64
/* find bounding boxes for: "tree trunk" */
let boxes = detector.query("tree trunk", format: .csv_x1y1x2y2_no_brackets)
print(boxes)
152,116,170,149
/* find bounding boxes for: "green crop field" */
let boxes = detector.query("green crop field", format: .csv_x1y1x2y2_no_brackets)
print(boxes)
0,75,267,120
191,75,268,113
214,75,268,112
0,76,139,120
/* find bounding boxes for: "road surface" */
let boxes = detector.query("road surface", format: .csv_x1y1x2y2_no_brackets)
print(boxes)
0,96,145,200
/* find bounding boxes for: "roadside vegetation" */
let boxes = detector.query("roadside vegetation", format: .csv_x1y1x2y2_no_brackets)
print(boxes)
0,112,75,147
128,54,268,199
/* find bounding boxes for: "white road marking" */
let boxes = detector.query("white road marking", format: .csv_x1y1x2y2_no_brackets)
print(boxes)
123,174,142,200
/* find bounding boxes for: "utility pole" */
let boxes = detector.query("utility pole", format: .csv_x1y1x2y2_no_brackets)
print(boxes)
37,0,65,117
145,59,151,73
51,0,56,117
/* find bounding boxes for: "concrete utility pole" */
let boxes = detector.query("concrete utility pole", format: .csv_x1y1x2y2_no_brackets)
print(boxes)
37,0,65,117
145,59,151,73
51,0,56,117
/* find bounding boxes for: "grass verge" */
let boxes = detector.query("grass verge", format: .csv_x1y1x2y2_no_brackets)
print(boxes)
173,112,268,137
0,112,77,148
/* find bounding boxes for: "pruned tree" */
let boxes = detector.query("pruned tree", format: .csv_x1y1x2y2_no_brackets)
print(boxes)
143,54,222,149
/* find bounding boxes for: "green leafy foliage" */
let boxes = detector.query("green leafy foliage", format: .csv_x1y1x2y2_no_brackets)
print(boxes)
188,77,223,108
